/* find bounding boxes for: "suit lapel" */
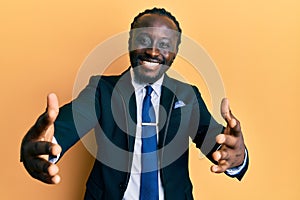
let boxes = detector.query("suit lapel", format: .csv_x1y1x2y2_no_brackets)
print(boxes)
158,76,176,148
113,69,137,153
113,71,178,153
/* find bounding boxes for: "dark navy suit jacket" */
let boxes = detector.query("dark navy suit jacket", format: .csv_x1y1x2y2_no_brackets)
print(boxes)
54,69,248,200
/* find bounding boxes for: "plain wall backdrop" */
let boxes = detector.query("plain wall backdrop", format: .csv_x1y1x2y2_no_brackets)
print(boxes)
1,0,299,199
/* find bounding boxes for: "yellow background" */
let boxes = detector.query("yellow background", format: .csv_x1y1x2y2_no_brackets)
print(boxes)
1,0,299,199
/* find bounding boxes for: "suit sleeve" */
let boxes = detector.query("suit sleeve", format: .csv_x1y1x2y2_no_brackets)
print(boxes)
191,86,248,180
54,76,101,157
191,86,223,160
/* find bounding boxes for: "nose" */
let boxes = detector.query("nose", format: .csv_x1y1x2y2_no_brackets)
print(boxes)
145,47,160,58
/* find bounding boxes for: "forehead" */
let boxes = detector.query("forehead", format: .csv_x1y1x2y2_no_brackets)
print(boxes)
131,14,180,40
134,14,178,31
131,27,179,41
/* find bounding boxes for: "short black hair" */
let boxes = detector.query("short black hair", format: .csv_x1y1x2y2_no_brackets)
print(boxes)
130,7,182,34
129,7,182,47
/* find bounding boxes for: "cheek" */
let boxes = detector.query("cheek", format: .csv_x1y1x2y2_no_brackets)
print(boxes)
164,52,176,62
132,48,146,55
129,50,142,60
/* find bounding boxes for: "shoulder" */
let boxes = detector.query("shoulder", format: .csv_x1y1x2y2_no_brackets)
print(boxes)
87,74,123,89
87,68,131,88
164,75,201,95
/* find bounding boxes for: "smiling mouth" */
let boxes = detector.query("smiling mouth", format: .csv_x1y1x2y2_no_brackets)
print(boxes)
141,60,161,68
133,59,167,83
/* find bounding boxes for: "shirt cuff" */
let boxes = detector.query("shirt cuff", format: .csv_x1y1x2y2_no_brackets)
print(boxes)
225,149,248,176
49,137,61,163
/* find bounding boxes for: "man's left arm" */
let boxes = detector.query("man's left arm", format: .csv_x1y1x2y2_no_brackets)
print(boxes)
210,98,249,180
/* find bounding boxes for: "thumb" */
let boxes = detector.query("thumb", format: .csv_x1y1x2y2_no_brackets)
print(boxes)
47,93,59,123
42,93,59,141
221,98,237,128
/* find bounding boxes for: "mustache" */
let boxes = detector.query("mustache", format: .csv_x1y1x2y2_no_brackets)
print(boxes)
137,55,166,65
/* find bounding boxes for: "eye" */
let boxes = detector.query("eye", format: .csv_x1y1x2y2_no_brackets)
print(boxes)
158,42,170,50
136,34,151,47
158,39,173,50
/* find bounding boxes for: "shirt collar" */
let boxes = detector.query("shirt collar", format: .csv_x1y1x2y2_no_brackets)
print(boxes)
130,67,164,96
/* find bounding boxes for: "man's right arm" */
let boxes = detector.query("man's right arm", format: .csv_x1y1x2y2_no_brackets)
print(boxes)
20,93,62,184
20,76,102,184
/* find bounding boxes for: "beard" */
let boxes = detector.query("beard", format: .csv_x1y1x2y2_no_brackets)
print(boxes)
129,51,174,84
132,64,169,84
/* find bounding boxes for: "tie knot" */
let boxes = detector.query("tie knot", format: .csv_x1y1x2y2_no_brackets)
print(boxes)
145,85,153,96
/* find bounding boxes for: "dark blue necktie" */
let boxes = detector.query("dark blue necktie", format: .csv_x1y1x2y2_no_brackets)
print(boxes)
140,86,159,200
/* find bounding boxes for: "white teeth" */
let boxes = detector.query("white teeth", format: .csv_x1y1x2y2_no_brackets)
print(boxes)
142,61,160,68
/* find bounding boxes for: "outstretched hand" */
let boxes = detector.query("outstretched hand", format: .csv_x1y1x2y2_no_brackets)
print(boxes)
20,93,62,184
211,98,246,174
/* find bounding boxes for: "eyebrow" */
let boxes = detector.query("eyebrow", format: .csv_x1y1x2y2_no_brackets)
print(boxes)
136,32,175,40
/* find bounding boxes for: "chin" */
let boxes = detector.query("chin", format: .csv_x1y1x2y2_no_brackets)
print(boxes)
133,67,163,84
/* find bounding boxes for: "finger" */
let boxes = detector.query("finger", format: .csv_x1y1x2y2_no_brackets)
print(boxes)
216,134,237,148
212,150,230,162
51,174,61,184
43,93,59,140
24,157,60,184
223,119,242,137
210,160,230,174
24,141,61,157
212,151,221,162
24,156,58,174
221,98,242,137
30,93,59,138
47,93,59,123
35,173,61,184
37,93,59,129
221,98,237,128
31,171,56,184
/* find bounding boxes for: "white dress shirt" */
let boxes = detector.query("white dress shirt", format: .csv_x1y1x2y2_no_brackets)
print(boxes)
122,69,165,200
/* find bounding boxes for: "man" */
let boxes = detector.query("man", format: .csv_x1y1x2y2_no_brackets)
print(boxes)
21,8,248,200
